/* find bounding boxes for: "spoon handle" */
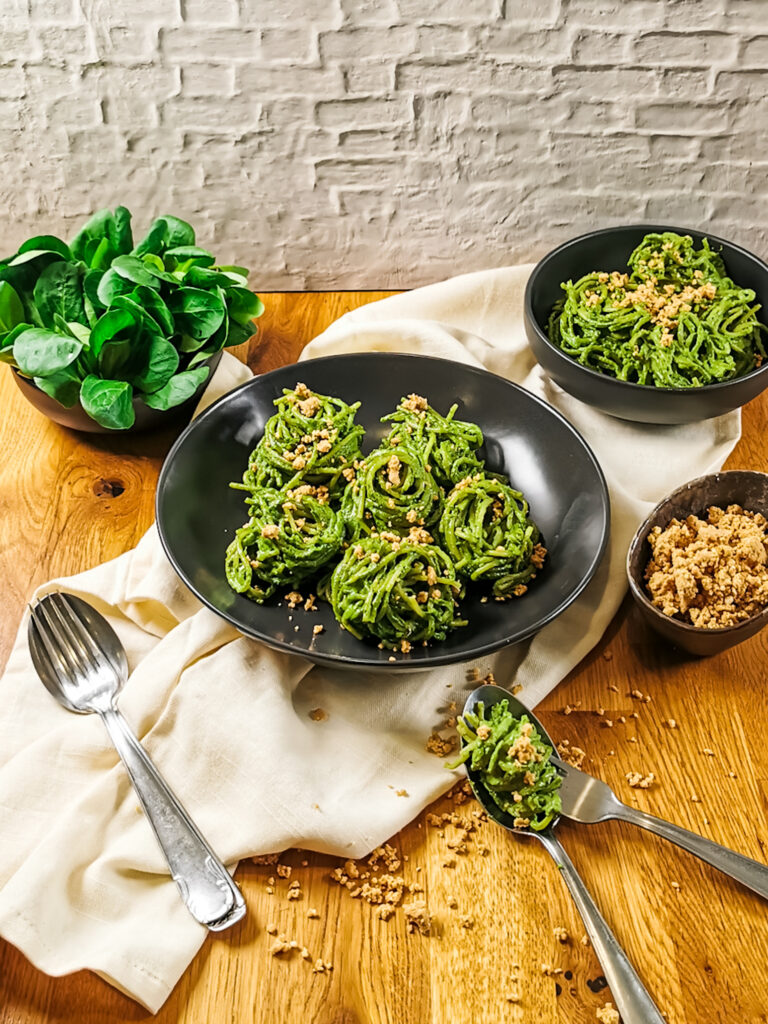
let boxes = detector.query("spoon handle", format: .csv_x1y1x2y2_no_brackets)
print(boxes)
100,707,246,931
614,804,768,900
537,831,665,1024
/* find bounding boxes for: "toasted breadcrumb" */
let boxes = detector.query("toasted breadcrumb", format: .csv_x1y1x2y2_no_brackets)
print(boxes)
596,1003,620,1024
553,926,568,943
261,524,280,538
307,907,319,918
625,771,655,789
252,853,280,866
285,591,303,609
556,740,587,769
645,505,768,627
402,900,431,934
426,733,457,757
276,864,292,879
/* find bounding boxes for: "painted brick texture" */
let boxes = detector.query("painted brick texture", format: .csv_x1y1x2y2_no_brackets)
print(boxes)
0,0,766,287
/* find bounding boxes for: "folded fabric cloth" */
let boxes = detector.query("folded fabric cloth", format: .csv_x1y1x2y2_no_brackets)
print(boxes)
0,266,740,1012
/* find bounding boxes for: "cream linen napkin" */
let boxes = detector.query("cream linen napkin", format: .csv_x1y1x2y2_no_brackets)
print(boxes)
0,266,740,1012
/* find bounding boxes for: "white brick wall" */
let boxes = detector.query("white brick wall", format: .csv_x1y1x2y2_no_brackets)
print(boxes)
1,0,766,288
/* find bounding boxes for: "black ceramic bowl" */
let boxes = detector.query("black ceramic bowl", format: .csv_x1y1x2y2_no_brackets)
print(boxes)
627,470,768,656
156,352,610,670
12,351,222,434
524,224,768,425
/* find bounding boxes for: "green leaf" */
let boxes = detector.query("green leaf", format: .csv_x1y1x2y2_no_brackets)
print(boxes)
227,286,264,327
67,321,91,345
0,281,24,332
184,265,246,289
33,261,86,328
131,336,179,393
131,219,168,257
69,209,115,261
13,327,83,376
33,367,81,407
225,317,256,349
110,294,162,337
18,235,71,260
168,286,226,343
165,246,215,262
217,264,249,279
80,375,135,429
96,268,133,306
111,255,162,289
99,337,133,379
90,308,136,357
0,322,33,365
88,236,115,271
8,248,66,267
109,206,133,255
156,215,195,249
131,285,174,334
142,366,209,410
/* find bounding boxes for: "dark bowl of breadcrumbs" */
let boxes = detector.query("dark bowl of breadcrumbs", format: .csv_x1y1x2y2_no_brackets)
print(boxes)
524,223,768,425
627,470,768,656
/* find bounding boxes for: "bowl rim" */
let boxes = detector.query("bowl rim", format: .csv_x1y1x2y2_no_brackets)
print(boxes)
524,222,768,396
155,350,612,670
626,469,768,636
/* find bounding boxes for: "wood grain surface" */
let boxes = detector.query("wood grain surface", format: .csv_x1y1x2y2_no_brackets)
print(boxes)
1,291,767,1024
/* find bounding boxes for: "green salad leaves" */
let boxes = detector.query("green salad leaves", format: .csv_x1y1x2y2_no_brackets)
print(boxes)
0,207,263,429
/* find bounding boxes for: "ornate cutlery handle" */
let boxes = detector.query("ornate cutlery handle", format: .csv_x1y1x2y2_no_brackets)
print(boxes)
538,831,665,1024
100,707,246,931
615,804,768,901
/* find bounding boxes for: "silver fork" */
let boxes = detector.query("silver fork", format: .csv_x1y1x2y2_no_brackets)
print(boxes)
28,591,246,931
552,756,768,900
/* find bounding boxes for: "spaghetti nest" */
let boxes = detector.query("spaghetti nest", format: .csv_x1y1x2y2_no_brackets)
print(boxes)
547,231,767,388
439,474,546,600
320,531,466,651
448,699,562,831
225,487,344,602
340,442,442,539
239,382,364,496
382,393,484,487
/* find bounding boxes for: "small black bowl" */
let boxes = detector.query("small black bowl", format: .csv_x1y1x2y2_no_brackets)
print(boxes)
627,470,768,656
12,351,222,434
524,224,768,424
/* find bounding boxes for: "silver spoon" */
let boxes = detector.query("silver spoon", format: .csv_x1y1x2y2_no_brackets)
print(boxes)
28,591,246,932
462,683,665,1024
551,754,768,900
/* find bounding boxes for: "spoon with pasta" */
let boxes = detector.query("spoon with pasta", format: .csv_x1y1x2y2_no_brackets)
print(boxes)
454,683,665,1024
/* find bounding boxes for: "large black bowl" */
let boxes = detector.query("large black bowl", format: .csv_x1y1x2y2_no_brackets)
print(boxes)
156,353,610,670
524,224,768,424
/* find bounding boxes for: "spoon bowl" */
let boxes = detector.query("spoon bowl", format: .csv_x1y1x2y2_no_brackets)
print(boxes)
463,682,561,832
460,682,664,1024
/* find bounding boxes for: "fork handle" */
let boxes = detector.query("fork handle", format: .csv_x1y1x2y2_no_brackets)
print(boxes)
615,804,768,901
538,831,666,1024
100,707,246,931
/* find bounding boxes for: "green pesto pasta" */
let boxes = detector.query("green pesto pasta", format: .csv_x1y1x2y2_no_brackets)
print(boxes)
225,385,546,649
320,532,466,650
439,474,546,600
382,393,484,487
448,699,562,831
548,231,767,388
340,442,442,539
236,382,364,497
225,487,344,602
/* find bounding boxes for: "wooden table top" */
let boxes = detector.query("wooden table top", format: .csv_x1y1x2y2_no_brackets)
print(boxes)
1,291,767,1024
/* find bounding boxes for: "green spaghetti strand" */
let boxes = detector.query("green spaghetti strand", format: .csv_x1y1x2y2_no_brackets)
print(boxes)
340,443,442,539
237,383,364,498
439,474,546,600
225,488,344,602
447,699,562,831
548,231,767,388
382,394,484,487
320,532,466,650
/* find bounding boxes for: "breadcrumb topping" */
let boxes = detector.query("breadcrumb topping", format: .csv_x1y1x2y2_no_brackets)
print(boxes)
645,505,768,628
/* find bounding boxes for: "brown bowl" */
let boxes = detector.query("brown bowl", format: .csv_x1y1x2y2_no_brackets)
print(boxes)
627,471,768,656
12,351,221,434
